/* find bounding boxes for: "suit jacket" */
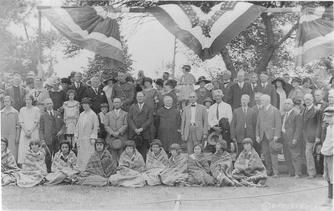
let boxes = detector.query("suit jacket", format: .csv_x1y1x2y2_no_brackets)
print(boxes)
256,105,281,140
39,110,65,145
68,82,87,102
219,82,233,104
5,86,27,111
227,82,253,109
83,86,108,114
230,107,256,143
181,104,208,141
113,82,135,112
255,83,278,108
105,109,128,138
127,103,153,139
281,109,302,144
301,106,321,143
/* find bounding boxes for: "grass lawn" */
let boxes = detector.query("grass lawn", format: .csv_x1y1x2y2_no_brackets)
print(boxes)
2,175,331,211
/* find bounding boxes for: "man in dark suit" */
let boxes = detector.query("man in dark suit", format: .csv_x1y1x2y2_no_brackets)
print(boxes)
68,72,87,102
230,94,256,156
127,92,153,159
83,76,108,114
301,93,322,179
249,72,259,106
227,71,253,110
256,94,282,177
283,73,293,96
255,72,278,108
113,72,135,112
5,73,26,110
281,98,302,178
39,98,65,172
251,92,263,155
219,70,233,104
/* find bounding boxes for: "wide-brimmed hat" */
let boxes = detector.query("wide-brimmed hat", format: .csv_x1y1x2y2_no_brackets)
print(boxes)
169,143,181,151
165,79,177,88
81,97,92,105
323,107,334,116
103,76,117,85
196,76,211,85
154,79,164,87
100,103,109,108
26,71,35,79
150,139,162,147
271,77,286,86
207,132,223,146
143,77,153,85
203,97,213,104
242,138,253,146
291,77,302,84
124,140,136,148
182,65,191,72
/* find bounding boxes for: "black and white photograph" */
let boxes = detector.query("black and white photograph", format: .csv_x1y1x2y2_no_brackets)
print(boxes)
0,0,333,210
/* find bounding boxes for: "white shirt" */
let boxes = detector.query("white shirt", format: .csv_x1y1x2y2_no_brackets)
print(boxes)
190,103,197,124
262,82,267,88
114,109,120,117
282,109,293,133
208,101,232,127
321,124,333,156
238,82,244,89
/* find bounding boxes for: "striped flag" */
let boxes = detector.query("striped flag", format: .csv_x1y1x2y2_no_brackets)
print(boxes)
42,6,124,64
296,6,334,66
147,2,265,60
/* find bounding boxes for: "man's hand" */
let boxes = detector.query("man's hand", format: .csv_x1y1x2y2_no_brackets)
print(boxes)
230,143,235,152
256,136,261,143
292,139,297,145
90,138,95,145
203,134,207,140
273,136,278,142
181,135,186,142
138,128,144,133
315,137,320,143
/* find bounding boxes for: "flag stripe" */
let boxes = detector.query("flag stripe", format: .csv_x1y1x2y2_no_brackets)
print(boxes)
297,21,334,46
297,40,334,66
297,30,334,55
42,7,124,63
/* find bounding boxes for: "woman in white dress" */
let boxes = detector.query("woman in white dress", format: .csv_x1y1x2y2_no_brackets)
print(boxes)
17,94,40,164
63,89,80,145
74,97,99,171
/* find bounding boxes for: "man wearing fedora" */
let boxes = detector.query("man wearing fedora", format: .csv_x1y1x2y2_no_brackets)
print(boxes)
83,76,108,114
181,92,208,154
105,97,128,162
195,76,211,105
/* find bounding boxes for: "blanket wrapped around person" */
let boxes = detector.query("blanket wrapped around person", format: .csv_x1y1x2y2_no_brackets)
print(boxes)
109,140,146,187
76,139,117,187
143,140,169,186
187,144,214,186
232,138,267,186
15,140,47,187
2,148,20,186
45,141,79,185
159,143,188,186
210,140,240,187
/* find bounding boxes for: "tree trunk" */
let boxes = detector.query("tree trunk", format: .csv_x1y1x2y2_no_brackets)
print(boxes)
220,45,237,79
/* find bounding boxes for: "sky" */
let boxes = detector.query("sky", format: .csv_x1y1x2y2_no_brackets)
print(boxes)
6,0,226,79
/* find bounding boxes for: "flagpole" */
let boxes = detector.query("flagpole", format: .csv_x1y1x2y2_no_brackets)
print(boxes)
171,36,176,79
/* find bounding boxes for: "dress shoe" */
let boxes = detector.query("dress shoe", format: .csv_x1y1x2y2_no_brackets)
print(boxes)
272,174,279,178
307,175,316,179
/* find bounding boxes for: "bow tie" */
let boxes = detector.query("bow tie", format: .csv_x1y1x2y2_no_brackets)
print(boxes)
191,104,196,107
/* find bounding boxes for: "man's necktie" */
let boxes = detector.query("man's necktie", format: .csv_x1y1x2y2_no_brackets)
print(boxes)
216,103,220,120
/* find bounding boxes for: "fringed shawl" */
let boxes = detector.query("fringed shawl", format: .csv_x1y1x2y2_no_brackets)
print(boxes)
22,149,47,175
1,149,19,173
85,149,117,178
146,148,168,170
119,149,145,172
51,150,79,176
188,153,211,174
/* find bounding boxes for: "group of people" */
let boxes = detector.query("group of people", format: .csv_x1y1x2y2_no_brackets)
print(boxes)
1,66,333,205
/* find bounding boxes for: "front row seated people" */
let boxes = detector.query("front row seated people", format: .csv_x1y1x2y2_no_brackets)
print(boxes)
1,136,268,188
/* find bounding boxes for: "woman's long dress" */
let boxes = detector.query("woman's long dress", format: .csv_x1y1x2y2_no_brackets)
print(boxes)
75,109,99,171
210,150,239,186
187,153,215,186
232,148,267,186
63,100,80,135
109,149,146,187
160,153,188,186
45,150,79,185
1,149,20,186
1,107,19,160
17,106,40,164
179,73,196,101
143,148,168,185
15,149,47,187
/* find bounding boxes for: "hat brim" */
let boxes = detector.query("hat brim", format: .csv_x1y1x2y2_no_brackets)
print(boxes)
195,80,211,85
103,78,117,85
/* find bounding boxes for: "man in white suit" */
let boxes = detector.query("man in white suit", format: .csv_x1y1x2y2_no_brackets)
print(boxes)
181,92,208,153
208,89,233,129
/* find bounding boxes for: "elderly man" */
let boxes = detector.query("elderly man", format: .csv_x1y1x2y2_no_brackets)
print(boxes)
227,71,253,109
208,89,233,128
5,73,26,110
255,72,278,108
301,93,322,179
39,98,65,172
321,107,334,206
105,97,128,161
156,95,181,152
219,70,233,104
230,94,256,156
83,76,108,114
113,72,135,112
256,94,282,177
68,72,87,102
128,92,153,159
181,92,208,153
281,98,302,178
314,89,328,111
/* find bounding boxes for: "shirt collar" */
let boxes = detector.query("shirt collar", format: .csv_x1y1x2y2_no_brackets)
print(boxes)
165,106,172,109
